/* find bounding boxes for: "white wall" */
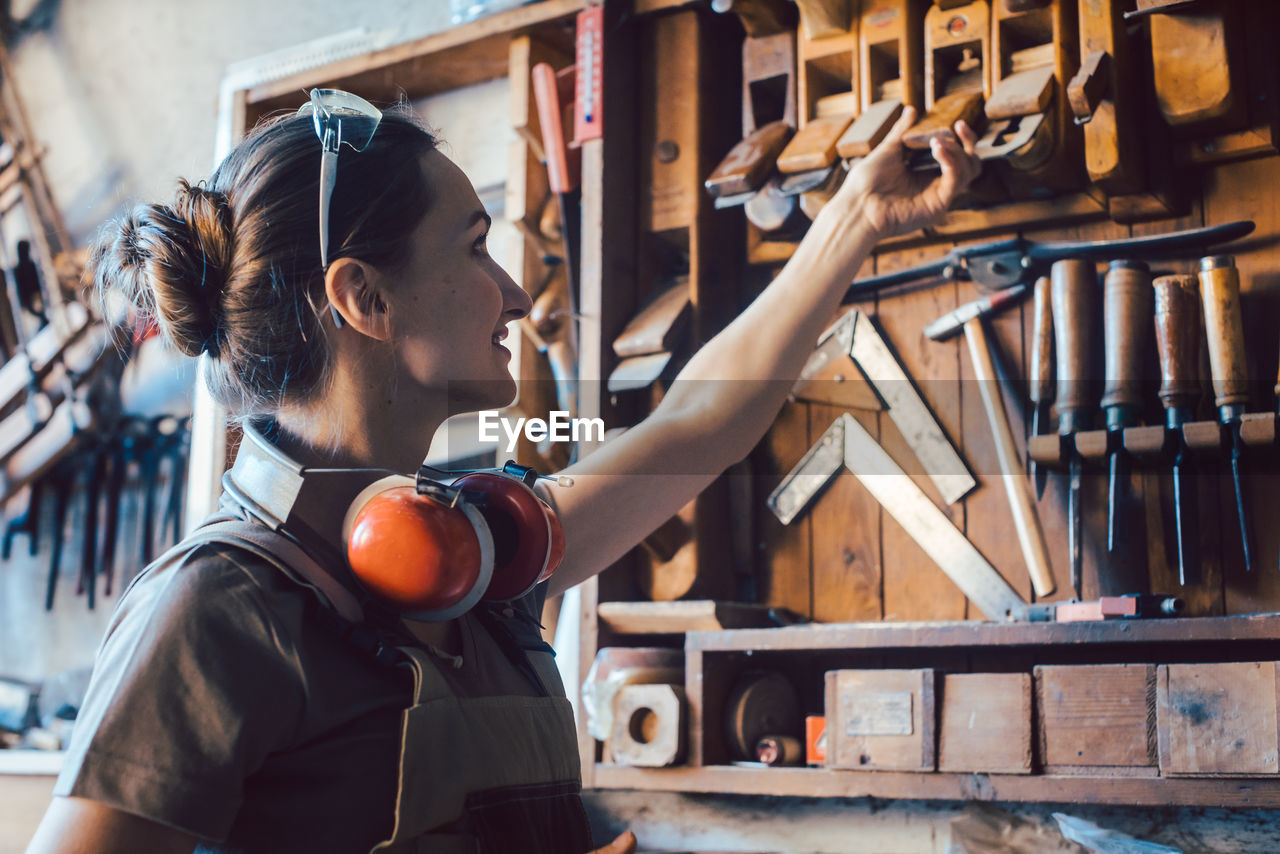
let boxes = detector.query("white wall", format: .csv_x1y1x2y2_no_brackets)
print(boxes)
11,0,455,243
0,0,462,685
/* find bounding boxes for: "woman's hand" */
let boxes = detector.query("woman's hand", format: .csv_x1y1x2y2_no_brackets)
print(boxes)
588,830,637,854
831,105,981,241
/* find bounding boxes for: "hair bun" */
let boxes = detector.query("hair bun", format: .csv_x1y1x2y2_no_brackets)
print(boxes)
89,179,235,357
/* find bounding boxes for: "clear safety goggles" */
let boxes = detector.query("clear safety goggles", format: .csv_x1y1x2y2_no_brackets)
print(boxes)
297,88,383,325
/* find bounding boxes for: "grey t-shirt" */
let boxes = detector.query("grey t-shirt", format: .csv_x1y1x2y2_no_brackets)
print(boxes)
55,520,550,853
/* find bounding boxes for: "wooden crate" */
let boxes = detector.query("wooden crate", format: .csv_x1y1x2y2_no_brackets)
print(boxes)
1157,661,1280,776
824,668,936,771
938,672,1032,774
1035,663,1157,776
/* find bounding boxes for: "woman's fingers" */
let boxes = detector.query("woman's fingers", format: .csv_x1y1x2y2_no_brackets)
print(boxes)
954,119,979,154
879,104,917,153
589,830,637,854
927,130,981,210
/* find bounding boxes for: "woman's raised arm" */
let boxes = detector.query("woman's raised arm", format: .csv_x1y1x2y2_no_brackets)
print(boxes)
542,107,980,597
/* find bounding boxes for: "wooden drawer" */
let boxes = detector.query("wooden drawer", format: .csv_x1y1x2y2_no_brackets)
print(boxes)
1157,662,1280,776
824,668,937,771
1035,663,1158,775
939,672,1032,774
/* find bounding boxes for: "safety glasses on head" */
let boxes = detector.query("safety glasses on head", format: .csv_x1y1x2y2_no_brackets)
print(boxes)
296,88,383,326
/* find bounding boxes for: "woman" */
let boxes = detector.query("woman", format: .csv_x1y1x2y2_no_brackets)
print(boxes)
27,90,978,854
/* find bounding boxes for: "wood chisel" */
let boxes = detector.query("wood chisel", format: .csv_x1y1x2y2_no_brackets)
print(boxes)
1101,259,1152,559
1152,273,1202,585
1051,258,1100,598
1029,275,1054,499
1198,254,1255,573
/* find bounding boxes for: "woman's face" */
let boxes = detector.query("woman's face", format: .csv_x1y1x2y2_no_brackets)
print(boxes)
382,151,532,417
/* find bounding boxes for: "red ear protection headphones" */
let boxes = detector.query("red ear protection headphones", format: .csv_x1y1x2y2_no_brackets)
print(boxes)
342,462,567,621
224,424,568,623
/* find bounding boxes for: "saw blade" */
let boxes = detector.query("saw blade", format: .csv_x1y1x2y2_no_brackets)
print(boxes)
839,414,1026,621
848,311,976,504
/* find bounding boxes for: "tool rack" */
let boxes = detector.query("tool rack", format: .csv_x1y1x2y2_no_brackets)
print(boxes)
212,0,1280,810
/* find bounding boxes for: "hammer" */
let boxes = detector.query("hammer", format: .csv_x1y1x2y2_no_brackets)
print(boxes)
924,284,1056,598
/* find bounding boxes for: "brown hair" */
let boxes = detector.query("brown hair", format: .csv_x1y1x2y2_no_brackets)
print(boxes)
88,106,439,414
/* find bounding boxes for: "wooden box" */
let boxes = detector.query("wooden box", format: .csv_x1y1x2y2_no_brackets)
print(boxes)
1157,662,1280,777
1035,664,1157,775
938,673,1032,774
824,668,936,771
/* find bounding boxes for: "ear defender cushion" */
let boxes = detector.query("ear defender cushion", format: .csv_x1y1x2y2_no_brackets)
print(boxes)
453,472,560,601
540,500,566,584
343,476,495,620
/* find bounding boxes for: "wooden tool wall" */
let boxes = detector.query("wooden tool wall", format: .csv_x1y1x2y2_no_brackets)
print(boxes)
617,0,1280,624
751,0,1280,622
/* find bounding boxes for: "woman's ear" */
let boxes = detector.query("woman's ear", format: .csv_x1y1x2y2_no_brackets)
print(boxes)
326,259,391,340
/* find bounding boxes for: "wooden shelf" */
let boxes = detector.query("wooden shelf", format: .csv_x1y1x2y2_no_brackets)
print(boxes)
592,764,1280,808
598,600,790,634
242,0,583,120
686,614,1280,652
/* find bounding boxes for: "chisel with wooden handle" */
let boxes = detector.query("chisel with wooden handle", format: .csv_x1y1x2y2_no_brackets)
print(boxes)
1029,275,1054,499
1052,258,1101,598
1101,259,1152,559
1198,254,1254,573
1153,273,1201,585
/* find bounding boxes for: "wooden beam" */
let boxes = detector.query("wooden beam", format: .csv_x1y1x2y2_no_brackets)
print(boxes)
686,613,1280,651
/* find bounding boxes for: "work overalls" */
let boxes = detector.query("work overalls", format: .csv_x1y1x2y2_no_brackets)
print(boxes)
184,519,595,854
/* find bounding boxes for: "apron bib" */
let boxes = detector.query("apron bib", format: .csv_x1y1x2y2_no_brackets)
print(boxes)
372,645,589,853
175,520,592,854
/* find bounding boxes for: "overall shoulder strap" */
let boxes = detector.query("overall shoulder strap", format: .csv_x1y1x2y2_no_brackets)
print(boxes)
187,519,366,624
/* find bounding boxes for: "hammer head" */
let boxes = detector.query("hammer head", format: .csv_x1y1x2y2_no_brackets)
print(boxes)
923,283,1028,342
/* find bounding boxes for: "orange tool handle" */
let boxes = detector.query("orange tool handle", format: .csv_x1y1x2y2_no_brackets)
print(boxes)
532,62,579,195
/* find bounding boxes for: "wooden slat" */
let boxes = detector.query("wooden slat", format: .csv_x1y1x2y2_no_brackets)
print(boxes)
597,600,786,634
243,0,583,114
873,243,966,621
590,763,1280,807
759,399,815,619
685,613,1280,652
810,402,882,622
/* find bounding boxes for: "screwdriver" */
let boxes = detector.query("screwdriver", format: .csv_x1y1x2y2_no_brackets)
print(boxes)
1029,275,1054,500
1198,255,1255,573
1052,258,1101,598
1153,273,1202,585
1101,260,1152,558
